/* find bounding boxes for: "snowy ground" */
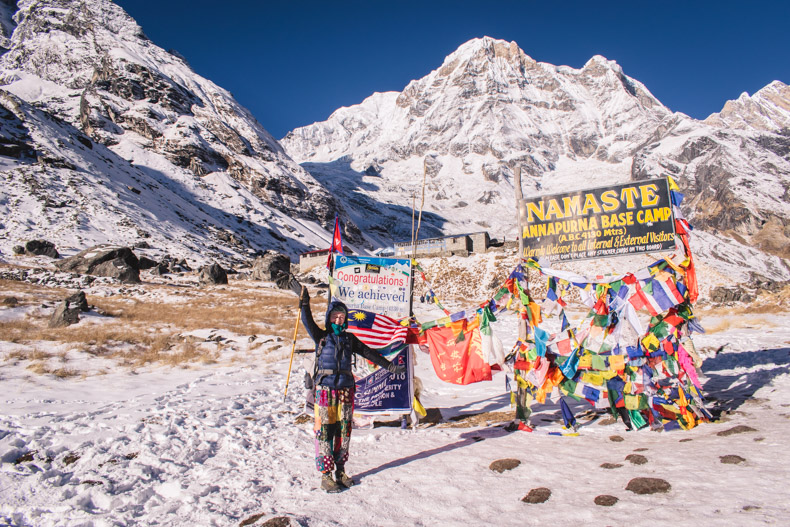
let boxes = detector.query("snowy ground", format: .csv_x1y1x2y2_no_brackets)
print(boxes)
1,263,789,526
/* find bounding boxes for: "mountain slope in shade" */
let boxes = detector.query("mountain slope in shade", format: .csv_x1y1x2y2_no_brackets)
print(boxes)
0,0,366,262
282,37,790,281
0,89,336,263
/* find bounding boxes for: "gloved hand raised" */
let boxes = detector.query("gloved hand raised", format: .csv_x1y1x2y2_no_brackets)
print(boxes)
387,362,406,375
288,277,302,296
299,285,310,306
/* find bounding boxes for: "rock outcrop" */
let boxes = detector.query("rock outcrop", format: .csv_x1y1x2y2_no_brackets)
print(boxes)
251,251,291,289
55,245,140,283
198,263,228,285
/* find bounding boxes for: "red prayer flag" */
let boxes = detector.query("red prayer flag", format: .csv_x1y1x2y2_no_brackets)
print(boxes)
425,322,492,385
326,215,344,269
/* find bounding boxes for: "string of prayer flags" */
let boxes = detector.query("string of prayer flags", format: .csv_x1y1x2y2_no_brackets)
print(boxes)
507,246,706,430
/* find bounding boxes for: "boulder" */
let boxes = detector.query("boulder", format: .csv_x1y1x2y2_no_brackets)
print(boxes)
138,256,158,270
199,263,228,285
49,301,80,328
151,263,170,275
489,458,521,473
594,495,619,506
155,255,191,274
55,245,141,284
625,477,671,495
251,251,291,289
92,259,140,283
12,246,24,255
522,487,551,504
709,286,751,304
65,291,89,312
176,258,192,272
24,240,59,258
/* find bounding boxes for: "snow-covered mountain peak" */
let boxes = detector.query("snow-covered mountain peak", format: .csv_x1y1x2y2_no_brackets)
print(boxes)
281,38,679,245
442,36,535,69
283,37,790,281
705,80,790,132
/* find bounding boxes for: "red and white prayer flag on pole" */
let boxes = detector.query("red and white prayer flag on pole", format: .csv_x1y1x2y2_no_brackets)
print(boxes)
326,215,344,269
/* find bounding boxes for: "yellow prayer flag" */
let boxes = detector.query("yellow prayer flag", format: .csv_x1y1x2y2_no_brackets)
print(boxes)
609,354,626,371
578,354,592,369
624,394,642,410
642,333,660,351
582,372,604,386
413,397,427,418
664,257,686,276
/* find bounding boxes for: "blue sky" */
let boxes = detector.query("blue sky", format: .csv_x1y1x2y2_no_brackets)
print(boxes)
116,1,789,139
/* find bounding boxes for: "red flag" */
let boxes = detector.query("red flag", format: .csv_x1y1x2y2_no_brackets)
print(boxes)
425,321,492,385
677,231,699,304
326,215,344,269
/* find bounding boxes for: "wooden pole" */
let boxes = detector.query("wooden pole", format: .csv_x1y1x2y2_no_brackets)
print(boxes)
413,157,428,258
283,307,302,402
514,165,524,261
410,193,416,253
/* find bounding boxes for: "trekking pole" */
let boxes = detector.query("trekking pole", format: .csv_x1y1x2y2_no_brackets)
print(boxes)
284,308,302,402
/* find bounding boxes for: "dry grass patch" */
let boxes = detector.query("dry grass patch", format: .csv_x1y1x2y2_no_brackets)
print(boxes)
161,339,218,367
702,314,778,334
92,289,303,340
0,278,70,300
439,410,514,428
26,362,49,375
2,280,310,372
25,361,79,378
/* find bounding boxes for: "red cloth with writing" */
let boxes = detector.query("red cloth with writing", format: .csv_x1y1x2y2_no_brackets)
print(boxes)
425,321,492,385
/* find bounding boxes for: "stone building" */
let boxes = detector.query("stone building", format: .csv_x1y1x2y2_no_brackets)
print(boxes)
298,246,352,273
393,232,490,258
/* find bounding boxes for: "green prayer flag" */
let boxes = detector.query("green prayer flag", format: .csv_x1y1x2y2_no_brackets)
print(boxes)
593,314,609,327
591,354,607,371
527,347,538,361
479,306,497,336
629,409,647,428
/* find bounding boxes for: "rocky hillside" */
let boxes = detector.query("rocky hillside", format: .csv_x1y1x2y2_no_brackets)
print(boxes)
282,37,790,282
0,0,366,264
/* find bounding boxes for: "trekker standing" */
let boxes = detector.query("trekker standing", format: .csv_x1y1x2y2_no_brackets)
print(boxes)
299,286,405,493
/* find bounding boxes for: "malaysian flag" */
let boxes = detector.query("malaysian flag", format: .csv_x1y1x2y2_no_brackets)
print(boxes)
346,309,408,349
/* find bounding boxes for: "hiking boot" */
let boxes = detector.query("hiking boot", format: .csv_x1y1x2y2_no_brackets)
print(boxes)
335,468,355,488
321,472,342,493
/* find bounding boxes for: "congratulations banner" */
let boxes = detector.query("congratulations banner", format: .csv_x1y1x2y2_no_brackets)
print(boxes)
518,178,676,262
332,255,412,319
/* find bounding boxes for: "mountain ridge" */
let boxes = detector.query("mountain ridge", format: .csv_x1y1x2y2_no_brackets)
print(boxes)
282,36,789,281
0,9,787,284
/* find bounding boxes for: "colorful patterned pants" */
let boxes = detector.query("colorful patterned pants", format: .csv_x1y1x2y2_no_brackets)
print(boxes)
314,385,355,473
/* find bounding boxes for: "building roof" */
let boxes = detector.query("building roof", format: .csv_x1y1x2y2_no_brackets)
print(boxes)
298,246,353,257
393,231,489,246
